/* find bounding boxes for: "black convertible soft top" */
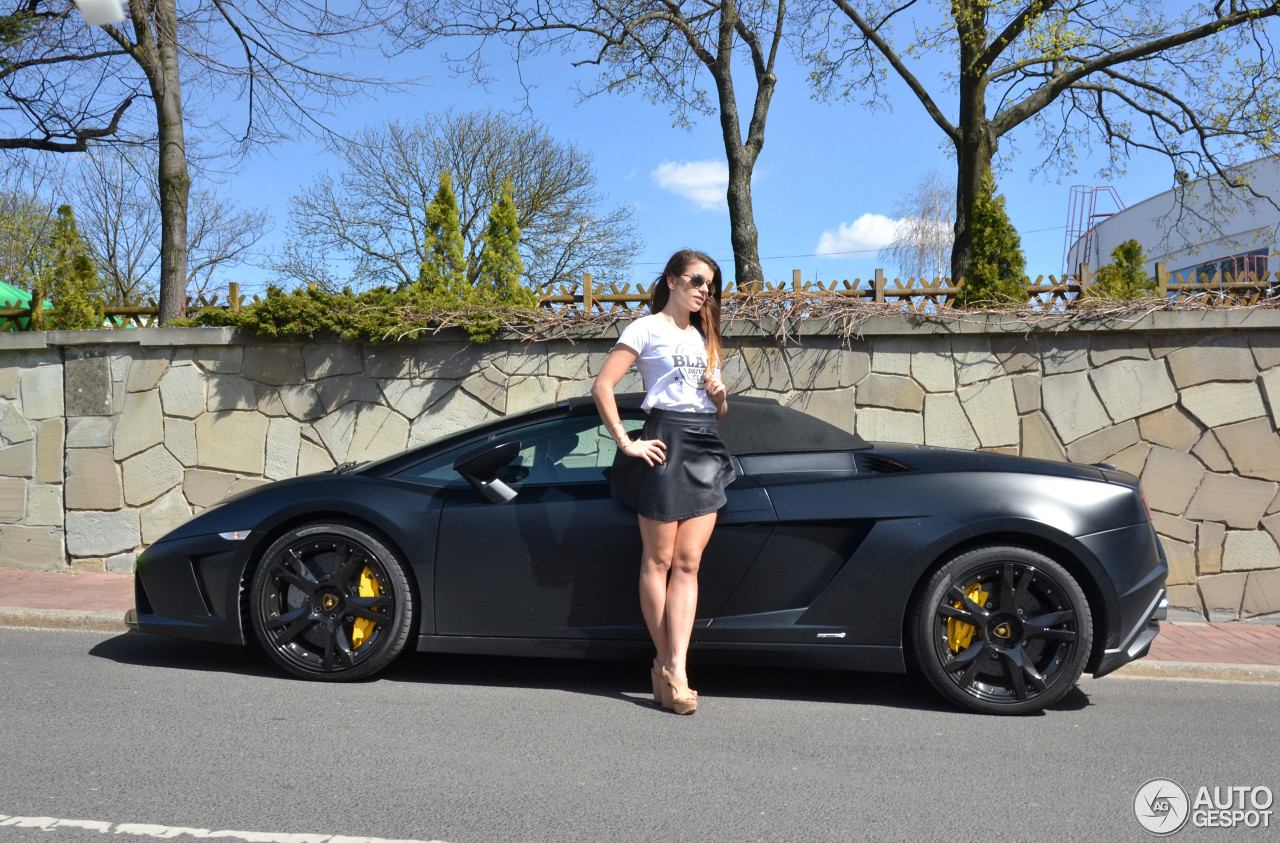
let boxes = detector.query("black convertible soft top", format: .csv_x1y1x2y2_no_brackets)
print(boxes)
569,394,869,455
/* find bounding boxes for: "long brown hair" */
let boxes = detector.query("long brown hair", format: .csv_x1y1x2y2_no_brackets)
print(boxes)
649,249,724,371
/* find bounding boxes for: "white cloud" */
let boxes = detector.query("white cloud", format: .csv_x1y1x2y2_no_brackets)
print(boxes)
651,160,729,210
815,214,899,257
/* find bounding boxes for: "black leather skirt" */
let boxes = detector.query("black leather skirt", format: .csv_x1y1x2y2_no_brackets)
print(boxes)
611,409,735,522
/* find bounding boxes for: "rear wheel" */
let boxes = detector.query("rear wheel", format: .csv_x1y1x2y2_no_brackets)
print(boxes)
911,545,1092,715
249,522,414,681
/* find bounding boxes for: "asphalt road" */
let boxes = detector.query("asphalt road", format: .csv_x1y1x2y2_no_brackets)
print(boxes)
1,627,1277,843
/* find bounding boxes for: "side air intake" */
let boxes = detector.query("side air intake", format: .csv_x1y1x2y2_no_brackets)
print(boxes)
855,454,914,474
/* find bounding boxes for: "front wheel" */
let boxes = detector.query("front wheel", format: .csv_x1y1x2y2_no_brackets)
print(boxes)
911,546,1092,715
249,522,414,681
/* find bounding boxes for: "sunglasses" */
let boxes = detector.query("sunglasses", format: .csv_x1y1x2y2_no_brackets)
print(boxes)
678,273,712,289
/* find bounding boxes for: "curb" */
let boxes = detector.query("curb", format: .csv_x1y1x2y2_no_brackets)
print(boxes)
1111,660,1280,683
0,607,130,633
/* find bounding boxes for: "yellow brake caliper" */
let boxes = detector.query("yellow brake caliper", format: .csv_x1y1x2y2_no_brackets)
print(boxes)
351,566,382,649
947,583,989,653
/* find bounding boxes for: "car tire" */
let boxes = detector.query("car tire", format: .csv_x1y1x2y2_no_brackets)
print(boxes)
911,545,1092,715
249,522,414,681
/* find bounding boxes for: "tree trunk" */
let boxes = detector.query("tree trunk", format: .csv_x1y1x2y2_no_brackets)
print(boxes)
949,1,995,284
146,0,190,323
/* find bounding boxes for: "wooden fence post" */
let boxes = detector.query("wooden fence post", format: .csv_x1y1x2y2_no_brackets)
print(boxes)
228,282,241,311
1077,263,1091,296
1155,261,1168,297
874,268,885,303
583,272,594,311
792,269,801,288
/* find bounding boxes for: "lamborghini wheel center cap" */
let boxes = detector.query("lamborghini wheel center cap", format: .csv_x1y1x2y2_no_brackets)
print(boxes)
318,592,342,613
989,617,1020,643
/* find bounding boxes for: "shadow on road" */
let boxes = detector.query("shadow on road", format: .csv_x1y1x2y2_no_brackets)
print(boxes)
87,631,1091,716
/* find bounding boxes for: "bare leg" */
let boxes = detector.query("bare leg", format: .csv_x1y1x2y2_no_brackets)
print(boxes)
664,511,717,682
638,514,678,664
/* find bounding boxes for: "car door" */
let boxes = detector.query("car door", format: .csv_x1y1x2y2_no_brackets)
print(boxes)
432,412,775,640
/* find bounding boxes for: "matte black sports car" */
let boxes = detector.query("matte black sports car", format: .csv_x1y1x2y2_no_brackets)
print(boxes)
127,395,1167,714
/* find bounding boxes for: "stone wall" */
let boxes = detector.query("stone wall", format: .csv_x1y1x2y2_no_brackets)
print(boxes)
2,311,1279,623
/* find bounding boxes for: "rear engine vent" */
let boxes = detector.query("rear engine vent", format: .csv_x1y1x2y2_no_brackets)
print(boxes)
855,454,914,474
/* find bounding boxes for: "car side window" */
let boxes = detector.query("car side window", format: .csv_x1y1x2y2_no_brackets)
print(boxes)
395,416,644,488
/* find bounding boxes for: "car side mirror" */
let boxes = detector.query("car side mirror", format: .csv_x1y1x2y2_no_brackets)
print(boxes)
453,441,521,503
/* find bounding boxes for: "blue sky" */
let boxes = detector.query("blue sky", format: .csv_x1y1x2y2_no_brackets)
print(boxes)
220,33,1180,296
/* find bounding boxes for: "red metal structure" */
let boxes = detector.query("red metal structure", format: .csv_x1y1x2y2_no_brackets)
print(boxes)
1062,185,1125,277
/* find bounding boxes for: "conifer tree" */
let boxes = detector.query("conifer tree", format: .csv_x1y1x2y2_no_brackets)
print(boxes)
476,178,536,308
1085,239,1156,300
43,206,105,330
955,175,1028,308
418,171,469,304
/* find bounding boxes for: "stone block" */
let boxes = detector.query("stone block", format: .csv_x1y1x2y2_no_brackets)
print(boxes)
1019,412,1065,461
0,476,24,522
991,337,1038,374
206,374,256,412
65,510,140,557
140,488,192,544
0,404,34,445
789,347,860,390
717,349,751,394
35,419,63,483
195,411,269,474
420,345,490,380
278,384,326,420
66,417,113,448
1191,432,1232,472
856,408,923,444
318,375,382,413
122,445,184,506
1168,345,1257,388
195,346,243,374
1041,371,1110,443
1089,335,1151,366
363,347,418,379
126,358,169,392
555,379,594,403
1066,421,1140,466
26,484,62,526
1215,418,1280,480
1141,447,1205,515
71,558,105,573
228,477,269,498
857,373,924,411
242,345,306,386
1185,473,1276,528
1243,568,1280,617
255,386,287,418
1198,520,1226,574
1163,539,1196,585
105,552,136,575
1091,358,1177,423
165,418,198,467
1165,584,1202,615
109,355,129,383
958,378,1018,448
460,367,508,413
114,390,164,460
912,349,955,393
741,347,791,391
298,440,336,476
499,346,550,378
347,405,410,463
380,379,452,420
313,405,360,463
65,448,122,510
0,367,18,399
183,469,237,508
1152,511,1196,543
871,337,912,375
1221,530,1280,571
157,364,208,418
412,388,494,446
20,365,63,420
1138,406,1201,451
507,376,558,415
1261,367,1280,430
789,388,856,430
953,343,1004,385
63,356,112,416
304,344,364,380
265,418,302,481
0,525,64,571
926,396,972,452
1180,381,1266,428
1011,373,1040,413
0,442,34,478
1198,572,1247,622
1250,333,1280,370
1038,334,1089,374
1110,441,1151,477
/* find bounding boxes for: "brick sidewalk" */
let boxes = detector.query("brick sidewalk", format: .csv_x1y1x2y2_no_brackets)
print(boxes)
1144,620,1280,666
0,569,134,613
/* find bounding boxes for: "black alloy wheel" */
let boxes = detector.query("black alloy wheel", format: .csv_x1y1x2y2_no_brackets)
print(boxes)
912,545,1092,715
249,522,414,681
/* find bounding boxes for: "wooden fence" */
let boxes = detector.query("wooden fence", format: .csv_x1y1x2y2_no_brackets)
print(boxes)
2,262,1276,331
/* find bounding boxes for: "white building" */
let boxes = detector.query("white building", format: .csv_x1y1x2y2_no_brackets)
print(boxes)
1066,156,1280,282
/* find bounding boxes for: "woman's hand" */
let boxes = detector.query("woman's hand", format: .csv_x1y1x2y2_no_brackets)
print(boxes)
621,436,667,467
704,369,727,416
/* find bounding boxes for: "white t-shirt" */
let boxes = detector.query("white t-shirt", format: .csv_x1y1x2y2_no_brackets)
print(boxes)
615,314,718,413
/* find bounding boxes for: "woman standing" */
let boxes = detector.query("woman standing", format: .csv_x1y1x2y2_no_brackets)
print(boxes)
592,249,733,715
